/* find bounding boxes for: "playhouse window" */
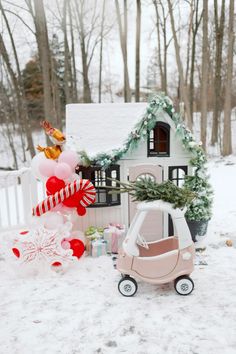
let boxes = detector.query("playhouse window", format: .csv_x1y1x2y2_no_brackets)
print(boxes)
148,122,170,157
169,166,188,187
77,165,121,207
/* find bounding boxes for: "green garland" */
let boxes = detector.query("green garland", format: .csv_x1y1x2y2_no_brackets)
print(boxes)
78,93,213,221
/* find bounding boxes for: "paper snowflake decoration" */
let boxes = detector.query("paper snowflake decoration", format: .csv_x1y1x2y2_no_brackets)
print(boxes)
12,223,74,268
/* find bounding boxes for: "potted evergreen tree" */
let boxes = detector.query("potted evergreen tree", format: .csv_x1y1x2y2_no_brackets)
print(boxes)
183,159,213,242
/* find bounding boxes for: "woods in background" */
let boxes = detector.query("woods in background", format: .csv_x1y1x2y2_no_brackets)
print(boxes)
0,0,235,169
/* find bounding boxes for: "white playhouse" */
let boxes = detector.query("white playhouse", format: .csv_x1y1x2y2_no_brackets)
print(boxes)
66,95,195,240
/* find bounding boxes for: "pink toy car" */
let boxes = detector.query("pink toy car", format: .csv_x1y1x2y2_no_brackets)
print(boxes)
117,200,195,296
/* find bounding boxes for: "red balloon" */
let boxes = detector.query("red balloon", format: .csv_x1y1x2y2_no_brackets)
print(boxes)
46,176,65,195
12,248,20,258
52,261,62,267
63,193,79,207
19,231,29,235
63,190,84,207
77,205,86,216
69,239,85,259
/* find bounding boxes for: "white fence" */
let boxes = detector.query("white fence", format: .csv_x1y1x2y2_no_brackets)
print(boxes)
0,168,45,230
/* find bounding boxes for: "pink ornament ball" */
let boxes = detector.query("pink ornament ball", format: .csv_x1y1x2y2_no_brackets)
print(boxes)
61,240,71,250
54,162,72,180
58,151,79,169
38,159,57,178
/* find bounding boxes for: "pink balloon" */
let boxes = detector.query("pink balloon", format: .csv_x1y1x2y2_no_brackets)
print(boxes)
58,151,79,169
38,159,57,178
54,162,72,180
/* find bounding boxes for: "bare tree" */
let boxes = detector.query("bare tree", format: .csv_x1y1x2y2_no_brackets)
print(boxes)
222,0,234,156
31,0,57,127
189,0,202,123
167,0,192,128
68,0,78,101
200,0,208,149
211,0,225,145
135,0,141,102
115,0,131,102
0,1,35,158
74,0,101,103
62,0,73,104
98,0,106,103
152,0,169,93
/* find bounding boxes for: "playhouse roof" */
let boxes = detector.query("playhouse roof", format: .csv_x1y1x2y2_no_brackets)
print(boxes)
66,102,171,157
66,93,205,169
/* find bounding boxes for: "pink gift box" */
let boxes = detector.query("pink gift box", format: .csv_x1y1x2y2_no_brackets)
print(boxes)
103,224,125,254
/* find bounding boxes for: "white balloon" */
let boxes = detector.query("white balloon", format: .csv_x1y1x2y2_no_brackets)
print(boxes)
44,212,64,230
31,152,48,181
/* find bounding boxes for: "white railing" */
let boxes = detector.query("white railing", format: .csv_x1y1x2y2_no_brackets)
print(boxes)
0,168,45,230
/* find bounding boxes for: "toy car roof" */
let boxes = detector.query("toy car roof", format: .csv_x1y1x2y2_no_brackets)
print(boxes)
136,200,186,219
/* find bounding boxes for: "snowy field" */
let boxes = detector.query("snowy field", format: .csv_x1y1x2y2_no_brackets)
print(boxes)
0,156,236,354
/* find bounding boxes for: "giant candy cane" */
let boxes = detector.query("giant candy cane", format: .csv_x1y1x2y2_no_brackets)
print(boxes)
32,179,96,216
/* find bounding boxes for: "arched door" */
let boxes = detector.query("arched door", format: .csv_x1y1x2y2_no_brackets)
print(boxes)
129,164,163,241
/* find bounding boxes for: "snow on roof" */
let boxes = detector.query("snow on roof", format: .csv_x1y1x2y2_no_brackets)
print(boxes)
66,103,148,157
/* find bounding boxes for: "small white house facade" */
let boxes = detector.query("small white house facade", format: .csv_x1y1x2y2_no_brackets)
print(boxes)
66,98,194,241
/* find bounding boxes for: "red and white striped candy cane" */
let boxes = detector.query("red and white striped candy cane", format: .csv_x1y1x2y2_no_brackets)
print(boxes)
32,179,96,216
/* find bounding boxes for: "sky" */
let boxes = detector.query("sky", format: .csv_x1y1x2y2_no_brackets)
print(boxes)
0,0,193,95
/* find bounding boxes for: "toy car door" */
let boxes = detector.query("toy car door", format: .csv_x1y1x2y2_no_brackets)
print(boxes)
132,250,179,279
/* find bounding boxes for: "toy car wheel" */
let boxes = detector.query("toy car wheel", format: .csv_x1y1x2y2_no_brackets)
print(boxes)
174,276,194,296
118,276,138,297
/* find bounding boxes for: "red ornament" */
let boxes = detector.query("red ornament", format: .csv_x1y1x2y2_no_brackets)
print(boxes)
69,239,85,259
51,261,62,267
46,176,65,195
12,248,20,258
77,205,86,216
20,231,29,235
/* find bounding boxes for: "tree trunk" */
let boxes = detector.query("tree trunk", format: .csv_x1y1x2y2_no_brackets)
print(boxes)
0,32,35,158
98,0,106,103
0,1,34,158
68,0,78,102
135,0,141,102
167,0,192,129
211,0,225,145
115,0,131,102
74,0,92,103
153,0,164,92
200,0,208,150
34,0,55,126
222,0,234,156
189,0,202,124
63,0,73,104
185,0,194,86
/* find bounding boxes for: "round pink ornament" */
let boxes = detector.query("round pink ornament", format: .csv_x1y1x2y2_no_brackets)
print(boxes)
61,240,71,250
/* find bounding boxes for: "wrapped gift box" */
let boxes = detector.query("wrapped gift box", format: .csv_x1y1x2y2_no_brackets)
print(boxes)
91,239,107,257
103,224,125,254
84,226,104,256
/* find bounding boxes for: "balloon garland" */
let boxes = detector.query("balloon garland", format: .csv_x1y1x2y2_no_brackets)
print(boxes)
11,121,96,272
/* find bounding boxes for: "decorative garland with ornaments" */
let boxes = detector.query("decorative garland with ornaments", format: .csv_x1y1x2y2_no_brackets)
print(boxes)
78,93,213,222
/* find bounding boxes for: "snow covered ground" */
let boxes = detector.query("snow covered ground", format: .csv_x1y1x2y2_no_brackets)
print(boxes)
0,156,236,354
